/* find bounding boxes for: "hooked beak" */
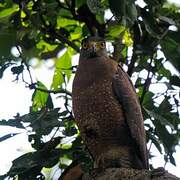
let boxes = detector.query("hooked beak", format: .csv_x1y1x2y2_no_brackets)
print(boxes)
91,42,100,57
92,42,98,52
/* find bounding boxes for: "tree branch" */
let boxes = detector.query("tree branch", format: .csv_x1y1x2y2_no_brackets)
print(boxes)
83,168,180,180
127,47,138,77
140,58,153,104
53,30,80,52
127,21,143,77
34,87,72,96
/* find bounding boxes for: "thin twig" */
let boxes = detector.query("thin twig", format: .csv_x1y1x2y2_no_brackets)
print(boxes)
127,22,141,77
54,31,80,52
140,58,154,104
148,140,153,157
35,87,72,96
16,45,34,84
127,47,138,77
51,127,61,139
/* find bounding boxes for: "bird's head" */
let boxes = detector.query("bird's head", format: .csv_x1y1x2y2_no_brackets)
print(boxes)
80,36,108,60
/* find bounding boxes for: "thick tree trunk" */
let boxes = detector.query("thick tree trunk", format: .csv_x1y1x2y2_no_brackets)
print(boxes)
82,168,180,180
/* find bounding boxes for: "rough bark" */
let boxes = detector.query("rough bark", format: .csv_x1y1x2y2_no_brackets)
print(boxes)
82,168,180,180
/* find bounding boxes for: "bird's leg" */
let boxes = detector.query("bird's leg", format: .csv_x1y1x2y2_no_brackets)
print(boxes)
94,153,105,169
95,147,132,169
88,155,105,179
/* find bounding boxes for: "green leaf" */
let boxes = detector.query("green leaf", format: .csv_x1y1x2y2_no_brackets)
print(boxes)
0,175,7,180
8,149,62,177
141,8,162,38
9,152,38,176
164,113,180,130
76,0,86,8
0,29,16,59
51,49,72,90
126,2,137,25
157,65,172,79
87,0,105,14
144,0,165,7
123,29,133,46
107,24,125,38
142,91,155,110
170,154,176,166
147,131,162,154
70,26,82,40
36,39,58,55
144,108,174,129
108,0,125,19
170,75,180,87
161,35,180,71
63,119,77,137
151,116,177,155
28,134,44,150
31,81,49,112
0,119,24,129
158,98,172,113
46,94,54,109
22,108,61,135
41,149,61,168
108,0,137,26
0,5,19,18
57,17,79,28
51,69,64,90
157,98,180,130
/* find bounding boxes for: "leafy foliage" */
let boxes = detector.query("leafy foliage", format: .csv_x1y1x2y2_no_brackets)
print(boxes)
0,0,179,179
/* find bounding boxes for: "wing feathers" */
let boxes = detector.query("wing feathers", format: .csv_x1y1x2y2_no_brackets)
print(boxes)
112,65,149,169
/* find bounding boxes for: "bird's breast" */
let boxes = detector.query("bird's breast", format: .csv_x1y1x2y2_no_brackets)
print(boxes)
72,77,131,147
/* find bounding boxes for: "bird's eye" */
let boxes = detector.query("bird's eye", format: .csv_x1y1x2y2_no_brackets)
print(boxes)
100,42,105,48
82,43,88,49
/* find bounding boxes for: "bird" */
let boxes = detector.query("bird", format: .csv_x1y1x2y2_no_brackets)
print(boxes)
72,36,149,170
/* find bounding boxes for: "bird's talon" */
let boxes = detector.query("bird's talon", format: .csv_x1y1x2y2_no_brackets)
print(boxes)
90,168,104,177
